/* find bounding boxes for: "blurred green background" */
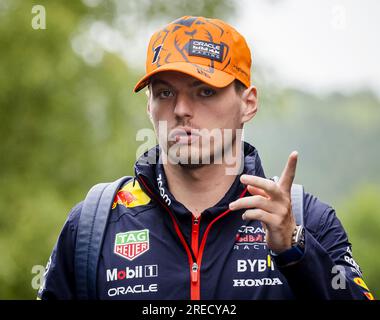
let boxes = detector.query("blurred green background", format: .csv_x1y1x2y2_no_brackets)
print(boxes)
0,0,379,299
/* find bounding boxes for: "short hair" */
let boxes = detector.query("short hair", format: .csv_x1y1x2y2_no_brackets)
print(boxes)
234,79,247,94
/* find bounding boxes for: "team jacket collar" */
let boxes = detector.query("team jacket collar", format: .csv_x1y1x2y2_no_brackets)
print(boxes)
134,141,266,218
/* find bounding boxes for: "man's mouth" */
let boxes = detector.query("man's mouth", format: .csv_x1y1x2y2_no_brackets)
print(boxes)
169,127,200,145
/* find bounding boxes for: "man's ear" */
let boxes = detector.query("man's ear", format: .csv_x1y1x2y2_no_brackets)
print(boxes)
240,86,258,124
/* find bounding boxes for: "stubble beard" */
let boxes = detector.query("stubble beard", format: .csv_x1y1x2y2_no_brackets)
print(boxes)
165,129,237,169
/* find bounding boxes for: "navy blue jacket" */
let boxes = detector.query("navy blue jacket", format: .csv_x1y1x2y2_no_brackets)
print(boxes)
38,142,374,300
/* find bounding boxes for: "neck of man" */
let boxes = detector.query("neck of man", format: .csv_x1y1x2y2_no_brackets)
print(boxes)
162,140,243,218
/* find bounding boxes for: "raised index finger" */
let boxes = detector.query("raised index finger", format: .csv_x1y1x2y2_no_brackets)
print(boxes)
240,175,282,199
278,151,298,192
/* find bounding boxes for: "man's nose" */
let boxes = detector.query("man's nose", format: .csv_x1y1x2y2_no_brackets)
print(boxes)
173,94,193,119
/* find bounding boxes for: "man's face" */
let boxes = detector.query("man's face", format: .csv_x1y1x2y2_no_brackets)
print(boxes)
147,71,246,167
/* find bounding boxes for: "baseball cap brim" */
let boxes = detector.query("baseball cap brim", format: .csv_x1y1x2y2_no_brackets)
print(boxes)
133,62,235,93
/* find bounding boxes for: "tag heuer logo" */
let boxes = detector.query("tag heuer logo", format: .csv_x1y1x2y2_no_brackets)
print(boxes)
114,229,150,261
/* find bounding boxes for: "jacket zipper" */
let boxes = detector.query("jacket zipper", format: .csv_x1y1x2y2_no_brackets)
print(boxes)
191,215,200,257
191,262,199,283
191,187,248,299
137,175,248,300
191,215,201,299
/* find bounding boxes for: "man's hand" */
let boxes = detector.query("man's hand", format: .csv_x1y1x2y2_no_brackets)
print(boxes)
229,151,299,254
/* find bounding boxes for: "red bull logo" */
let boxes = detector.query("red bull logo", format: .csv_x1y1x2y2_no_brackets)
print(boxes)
112,190,137,209
112,180,151,209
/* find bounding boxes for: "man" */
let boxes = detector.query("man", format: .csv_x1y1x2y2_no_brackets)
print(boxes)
38,16,374,300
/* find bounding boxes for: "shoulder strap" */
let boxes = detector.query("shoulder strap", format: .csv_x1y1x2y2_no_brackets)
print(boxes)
290,183,304,226
75,176,133,300
271,176,304,226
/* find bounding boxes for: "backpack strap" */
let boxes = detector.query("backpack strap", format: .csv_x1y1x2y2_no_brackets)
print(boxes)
75,176,133,300
290,183,304,226
272,176,304,226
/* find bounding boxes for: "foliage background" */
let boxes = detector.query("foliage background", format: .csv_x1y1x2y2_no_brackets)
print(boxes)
0,0,379,299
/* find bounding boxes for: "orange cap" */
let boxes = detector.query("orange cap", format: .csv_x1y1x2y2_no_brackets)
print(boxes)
134,16,251,92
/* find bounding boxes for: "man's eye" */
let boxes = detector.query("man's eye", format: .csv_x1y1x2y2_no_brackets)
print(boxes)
157,90,174,98
199,88,216,97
